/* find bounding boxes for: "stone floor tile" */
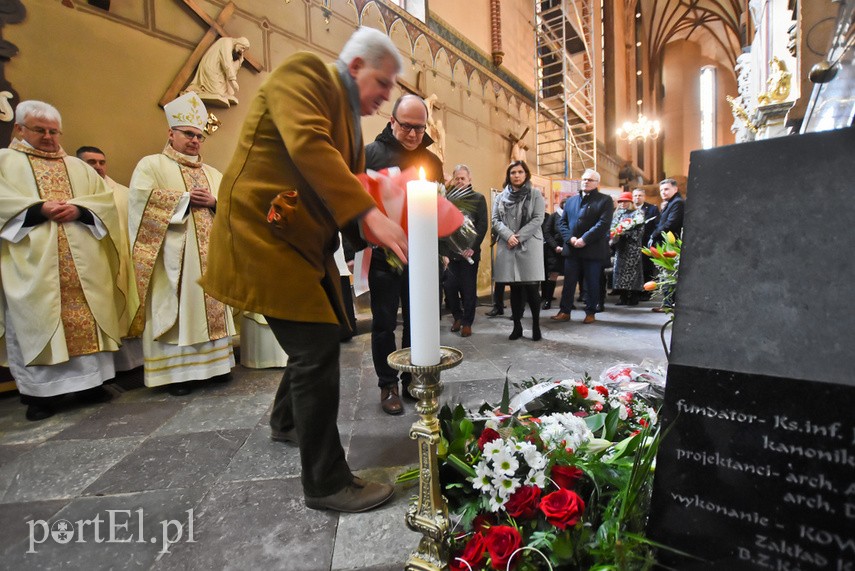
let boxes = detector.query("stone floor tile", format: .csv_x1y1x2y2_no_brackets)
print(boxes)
0,499,70,563
50,401,184,441
331,473,421,570
347,416,418,470
83,430,249,496
1,437,143,504
151,477,336,571
0,403,97,446
1,488,204,570
217,422,304,482
151,393,271,436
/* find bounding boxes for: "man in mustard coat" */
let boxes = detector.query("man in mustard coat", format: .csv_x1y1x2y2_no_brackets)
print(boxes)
201,27,408,513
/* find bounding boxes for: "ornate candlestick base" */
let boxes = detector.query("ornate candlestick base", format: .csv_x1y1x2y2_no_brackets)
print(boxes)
388,347,463,571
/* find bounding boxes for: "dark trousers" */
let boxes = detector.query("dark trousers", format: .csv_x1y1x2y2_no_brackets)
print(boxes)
492,282,507,309
443,257,480,326
559,257,604,316
339,276,356,341
265,318,352,498
369,265,410,388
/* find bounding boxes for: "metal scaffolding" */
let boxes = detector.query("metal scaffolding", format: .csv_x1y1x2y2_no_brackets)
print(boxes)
534,0,597,179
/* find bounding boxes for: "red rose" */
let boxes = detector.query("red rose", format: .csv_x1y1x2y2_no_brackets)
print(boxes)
504,485,541,520
594,385,609,397
477,428,501,451
451,532,486,571
539,489,585,530
484,525,522,570
574,384,589,398
551,465,584,490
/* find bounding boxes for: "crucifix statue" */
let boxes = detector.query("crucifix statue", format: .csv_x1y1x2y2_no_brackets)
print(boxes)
159,0,262,108
507,127,530,163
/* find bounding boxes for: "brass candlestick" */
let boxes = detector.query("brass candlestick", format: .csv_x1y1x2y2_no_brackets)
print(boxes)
388,346,463,571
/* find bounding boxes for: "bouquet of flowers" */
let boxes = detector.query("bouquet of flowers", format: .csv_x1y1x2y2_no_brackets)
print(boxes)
441,183,482,264
641,231,681,312
419,372,663,570
357,167,472,271
609,209,646,240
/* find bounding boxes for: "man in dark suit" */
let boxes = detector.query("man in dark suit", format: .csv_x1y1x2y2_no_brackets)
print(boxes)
648,178,684,311
365,94,443,416
553,168,614,324
442,164,488,338
633,188,660,293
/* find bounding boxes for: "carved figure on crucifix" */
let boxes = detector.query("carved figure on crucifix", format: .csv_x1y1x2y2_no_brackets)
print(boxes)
184,36,250,107
508,127,529,162
424,93,446,164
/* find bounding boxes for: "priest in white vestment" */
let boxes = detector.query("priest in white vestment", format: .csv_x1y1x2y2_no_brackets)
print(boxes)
0,101,127,420
128,92,235,395
76,145,143,372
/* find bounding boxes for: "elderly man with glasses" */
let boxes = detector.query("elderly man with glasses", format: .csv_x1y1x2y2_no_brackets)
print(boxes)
0,101,129,420
553,168,614,324
364,94,443,415
128,92,235,396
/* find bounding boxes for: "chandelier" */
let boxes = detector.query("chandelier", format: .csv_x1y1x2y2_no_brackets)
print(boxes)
617,115,661,141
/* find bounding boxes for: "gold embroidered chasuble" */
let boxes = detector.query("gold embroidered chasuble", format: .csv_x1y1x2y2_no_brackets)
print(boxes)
105,176,140,337
0,143,125,366
128,146,233,345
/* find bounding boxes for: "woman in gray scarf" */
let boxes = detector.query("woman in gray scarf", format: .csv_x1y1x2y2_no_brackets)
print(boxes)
490,161,545,340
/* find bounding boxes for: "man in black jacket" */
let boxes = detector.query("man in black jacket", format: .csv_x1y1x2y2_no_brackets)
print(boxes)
365,94,443,415
442,164,488,338
553,169,614,324
648,178,684,311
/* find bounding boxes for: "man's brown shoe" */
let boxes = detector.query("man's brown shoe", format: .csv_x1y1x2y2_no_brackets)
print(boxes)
381,385,403,415
583,314,596,324
551,312,571,322
651,307,667,313
450,319,462,332
271,428,298,445
461,325,472,337
305,478,394,513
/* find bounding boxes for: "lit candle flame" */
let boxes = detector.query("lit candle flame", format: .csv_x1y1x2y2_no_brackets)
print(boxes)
419,167,426,181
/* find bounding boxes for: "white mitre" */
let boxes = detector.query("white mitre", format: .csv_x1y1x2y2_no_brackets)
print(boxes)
164,91,208,130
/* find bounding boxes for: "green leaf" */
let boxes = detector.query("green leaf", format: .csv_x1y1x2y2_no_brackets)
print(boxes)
584,412,607,434
499,374,511,414
604,408,620,441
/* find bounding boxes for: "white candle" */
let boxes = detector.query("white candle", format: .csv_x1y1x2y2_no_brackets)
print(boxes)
407,168,441,366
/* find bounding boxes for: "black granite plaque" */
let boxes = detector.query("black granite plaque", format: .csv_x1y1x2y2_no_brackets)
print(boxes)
647,128,855,569
667,127,855,386
649,365,855,569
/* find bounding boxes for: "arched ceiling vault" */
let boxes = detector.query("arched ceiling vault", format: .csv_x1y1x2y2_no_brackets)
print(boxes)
636,0,744,70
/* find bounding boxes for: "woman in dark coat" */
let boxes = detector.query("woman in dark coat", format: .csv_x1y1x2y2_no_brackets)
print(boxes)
609,193,645,305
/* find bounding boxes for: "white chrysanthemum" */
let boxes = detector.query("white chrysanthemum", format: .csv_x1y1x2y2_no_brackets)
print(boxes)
646,407,658,424
525,469,547,488
488,493,505,512
586,390,605,404
521,445,547,471
492,448,520,477
483,438,504,457
491,474,521,499
539,413,593,451
471,460,495,492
